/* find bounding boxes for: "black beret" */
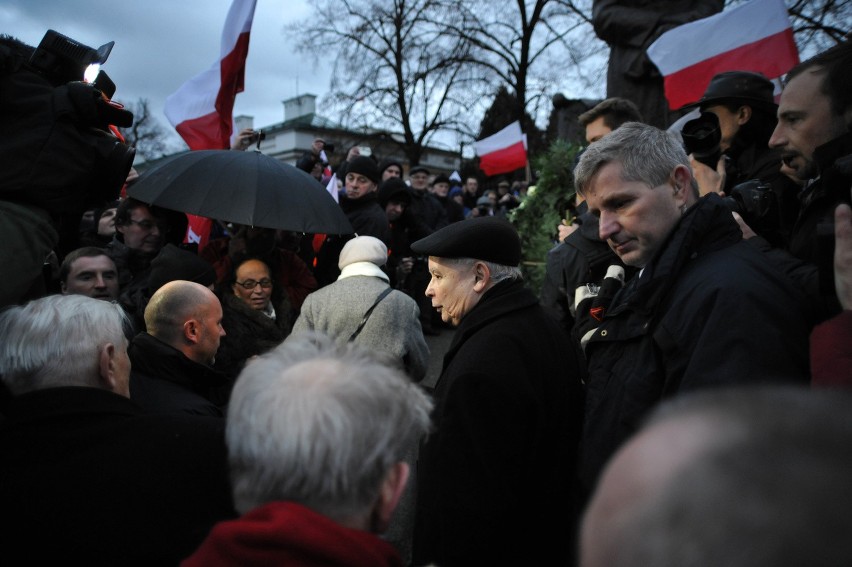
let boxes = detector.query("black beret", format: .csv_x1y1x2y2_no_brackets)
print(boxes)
411,216,521,266
346,156,380,183
377,178,411,207
409,165,430,176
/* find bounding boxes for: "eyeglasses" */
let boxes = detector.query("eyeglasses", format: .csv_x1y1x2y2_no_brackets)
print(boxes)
126,219,159,231
235,279,273,290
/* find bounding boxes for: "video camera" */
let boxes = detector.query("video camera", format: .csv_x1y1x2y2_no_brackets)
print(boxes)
0,30,135,216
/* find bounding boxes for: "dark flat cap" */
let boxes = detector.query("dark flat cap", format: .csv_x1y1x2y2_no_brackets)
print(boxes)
411,216,521,266
680,71,776,110
409,165,430,176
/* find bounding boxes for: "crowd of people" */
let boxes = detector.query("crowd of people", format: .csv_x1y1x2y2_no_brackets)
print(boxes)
0,25,851,567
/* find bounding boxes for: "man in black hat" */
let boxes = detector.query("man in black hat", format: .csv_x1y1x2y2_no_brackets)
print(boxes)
311,156,392,287
680,70,801,247
410,217,585,566
377,178,431,291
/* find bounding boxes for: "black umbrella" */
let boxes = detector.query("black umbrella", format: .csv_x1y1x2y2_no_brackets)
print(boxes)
128,150,352,234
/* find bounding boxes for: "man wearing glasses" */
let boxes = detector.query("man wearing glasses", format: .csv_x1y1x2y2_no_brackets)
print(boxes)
105,198,187,330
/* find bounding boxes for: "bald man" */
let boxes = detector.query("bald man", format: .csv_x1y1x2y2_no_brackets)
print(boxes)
129,280,227,417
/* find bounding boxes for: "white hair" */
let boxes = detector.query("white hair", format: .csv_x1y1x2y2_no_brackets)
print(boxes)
0,294,128,395
440,257,523,284
226,332,433,521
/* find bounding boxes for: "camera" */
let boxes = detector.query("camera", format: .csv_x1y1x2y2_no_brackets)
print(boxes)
682,111,722,169
0,30,135,215
721,179,779,233
249,129,266,143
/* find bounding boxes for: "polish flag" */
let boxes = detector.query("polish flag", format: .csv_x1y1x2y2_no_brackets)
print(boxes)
164,0,257,248
474,121,528,176
647,0,798,110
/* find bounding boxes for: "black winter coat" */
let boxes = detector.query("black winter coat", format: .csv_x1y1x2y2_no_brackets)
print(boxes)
413,279,585,566
579,195,811,494
0,387,235,565
214,292,291,382
339,193,391,245
129,332,226,417
788,132,852,318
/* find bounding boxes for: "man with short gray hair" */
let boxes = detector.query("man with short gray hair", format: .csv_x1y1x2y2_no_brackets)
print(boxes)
574,122,811,499
183,332,432,566
0,294,234,564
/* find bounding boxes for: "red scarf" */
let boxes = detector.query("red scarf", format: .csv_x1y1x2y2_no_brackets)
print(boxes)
182,501,402,567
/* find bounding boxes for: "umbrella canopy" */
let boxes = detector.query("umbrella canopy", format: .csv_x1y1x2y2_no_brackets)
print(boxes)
128,150,352,234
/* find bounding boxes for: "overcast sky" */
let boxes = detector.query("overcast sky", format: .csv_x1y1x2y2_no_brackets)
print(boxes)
4,0,330,131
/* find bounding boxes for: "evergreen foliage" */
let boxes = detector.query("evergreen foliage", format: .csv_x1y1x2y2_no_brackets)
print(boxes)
508,139,579,292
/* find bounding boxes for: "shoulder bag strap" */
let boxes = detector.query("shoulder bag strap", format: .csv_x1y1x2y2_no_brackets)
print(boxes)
348,287,393,342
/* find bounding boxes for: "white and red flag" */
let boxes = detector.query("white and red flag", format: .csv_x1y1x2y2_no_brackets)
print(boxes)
474,121,528,176
647,0,798,110
164,0,257,248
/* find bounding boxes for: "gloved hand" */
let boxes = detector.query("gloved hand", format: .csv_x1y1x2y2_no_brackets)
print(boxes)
573,265,626,351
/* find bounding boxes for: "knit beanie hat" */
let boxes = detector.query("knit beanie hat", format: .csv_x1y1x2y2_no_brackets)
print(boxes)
149,244,217,294
338,236,388,269
377,178,412,207
346,156,380,184
378,158,403,177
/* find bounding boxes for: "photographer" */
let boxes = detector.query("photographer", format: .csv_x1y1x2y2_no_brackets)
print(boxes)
680,71,800,248
294,137,333,183
0,32,134,308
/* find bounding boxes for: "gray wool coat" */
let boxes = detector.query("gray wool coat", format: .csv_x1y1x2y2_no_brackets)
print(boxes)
292,275,429,381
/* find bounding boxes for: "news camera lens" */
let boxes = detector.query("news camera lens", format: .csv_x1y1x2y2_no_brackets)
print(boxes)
682,112,722,169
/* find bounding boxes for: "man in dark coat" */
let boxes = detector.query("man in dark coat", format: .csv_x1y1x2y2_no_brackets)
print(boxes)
129,280,227,417
574,123,810,499
0,294,235,565
758,40,852,322
313,156,390,287
410,217,585,566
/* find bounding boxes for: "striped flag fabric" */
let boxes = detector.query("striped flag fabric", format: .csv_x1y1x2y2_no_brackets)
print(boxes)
164,0,257,248
647,0,798,110
474,121,528,176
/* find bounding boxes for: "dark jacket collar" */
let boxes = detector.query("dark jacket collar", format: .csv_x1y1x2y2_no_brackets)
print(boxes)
814,130,852,176
2,386,139,423
444,279,536,366
129,333,227,394
612,194,742,315
339,192,380,213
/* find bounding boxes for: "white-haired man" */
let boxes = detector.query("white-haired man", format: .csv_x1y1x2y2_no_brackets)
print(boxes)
0,294,234,564
183,332,433,566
